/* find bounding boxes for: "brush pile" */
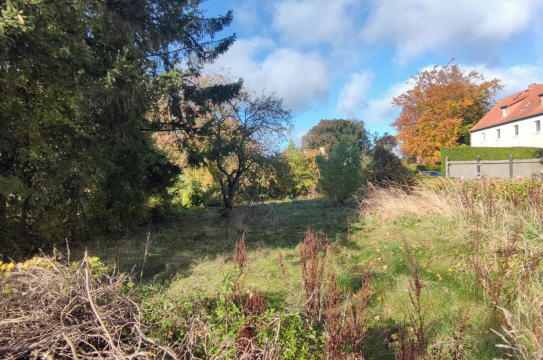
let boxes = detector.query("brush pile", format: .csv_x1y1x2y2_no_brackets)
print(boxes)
0,255,175,359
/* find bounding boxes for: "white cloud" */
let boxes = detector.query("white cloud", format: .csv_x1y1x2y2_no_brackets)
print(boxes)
272,0,357,45
234,1,260,30
207,37,329,111
466,64,543,96
362,0,543,63
360,64,543,126
336,71,374,117
363,78,416,124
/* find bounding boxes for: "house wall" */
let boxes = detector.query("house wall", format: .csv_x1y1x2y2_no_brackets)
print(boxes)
470,113,543,147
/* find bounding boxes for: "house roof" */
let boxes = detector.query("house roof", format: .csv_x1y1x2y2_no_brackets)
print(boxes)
471,83,543,132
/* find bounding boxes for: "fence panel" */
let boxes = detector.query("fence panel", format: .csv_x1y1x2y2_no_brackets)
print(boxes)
448,161,478,178
480,160,510,178
445,156,543,179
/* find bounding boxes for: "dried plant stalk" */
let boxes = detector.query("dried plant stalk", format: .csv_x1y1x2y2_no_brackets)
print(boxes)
0,255,175,359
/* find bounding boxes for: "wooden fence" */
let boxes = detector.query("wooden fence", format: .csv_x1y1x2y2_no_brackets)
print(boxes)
445,155,543,179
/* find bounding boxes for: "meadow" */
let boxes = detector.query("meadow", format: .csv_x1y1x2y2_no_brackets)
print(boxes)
3,177,543,359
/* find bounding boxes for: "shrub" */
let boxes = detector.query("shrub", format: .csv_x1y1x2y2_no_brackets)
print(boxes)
440,146,543,174
317,142,365,204
170,167,221,208
280,143,319,198
365,145,412,185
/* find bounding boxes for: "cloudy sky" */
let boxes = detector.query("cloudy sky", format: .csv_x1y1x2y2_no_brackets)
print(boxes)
203,0,543,142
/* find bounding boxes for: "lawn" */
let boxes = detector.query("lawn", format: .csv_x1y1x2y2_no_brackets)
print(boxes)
80,192,507,359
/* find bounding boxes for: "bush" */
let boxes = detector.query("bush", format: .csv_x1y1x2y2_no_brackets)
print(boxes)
365,145,412,184
269,143,319,199
317,142,365,204
440,146,543,174
170,168,221,208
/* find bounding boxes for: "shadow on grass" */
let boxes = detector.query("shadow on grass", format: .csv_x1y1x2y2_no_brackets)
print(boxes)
78,198,354,282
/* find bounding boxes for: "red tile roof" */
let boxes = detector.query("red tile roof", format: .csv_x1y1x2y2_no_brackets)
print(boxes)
471,83,543,132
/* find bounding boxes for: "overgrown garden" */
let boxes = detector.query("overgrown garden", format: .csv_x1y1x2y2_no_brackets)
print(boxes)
2,1,543,359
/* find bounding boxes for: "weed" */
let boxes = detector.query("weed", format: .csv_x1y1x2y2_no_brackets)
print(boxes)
395,242,428,360
299,228,329,320
325,276,345,359
343,272,372,357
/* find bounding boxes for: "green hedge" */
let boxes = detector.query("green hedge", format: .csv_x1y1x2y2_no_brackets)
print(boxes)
440,146,543,174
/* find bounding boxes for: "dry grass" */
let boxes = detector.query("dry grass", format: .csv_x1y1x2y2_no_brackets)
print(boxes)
360,178,543,227
358,182,459,220
360,177,543,360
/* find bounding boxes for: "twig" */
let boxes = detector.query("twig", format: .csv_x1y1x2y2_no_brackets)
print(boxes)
135,323,179,360
84,265,123,359
66,237,71,263
62,332,79,360
140,225,152,280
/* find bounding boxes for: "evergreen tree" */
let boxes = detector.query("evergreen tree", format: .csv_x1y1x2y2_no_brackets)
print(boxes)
0,0,236,255
317,141,365,204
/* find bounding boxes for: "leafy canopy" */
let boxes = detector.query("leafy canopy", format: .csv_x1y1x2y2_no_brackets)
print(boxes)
392,64,501,164
0,0,236,255
173,75,292,210
302,119,370,152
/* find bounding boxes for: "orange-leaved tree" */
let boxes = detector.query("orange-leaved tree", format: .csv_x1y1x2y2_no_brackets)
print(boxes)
392,64,502,164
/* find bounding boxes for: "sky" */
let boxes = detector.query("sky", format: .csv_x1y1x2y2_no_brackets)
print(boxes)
201,0,543,144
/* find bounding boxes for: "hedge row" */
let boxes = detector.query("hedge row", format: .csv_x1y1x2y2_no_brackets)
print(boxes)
440,146,543,174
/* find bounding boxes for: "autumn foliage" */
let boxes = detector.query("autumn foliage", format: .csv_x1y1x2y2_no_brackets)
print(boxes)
392,64,502,164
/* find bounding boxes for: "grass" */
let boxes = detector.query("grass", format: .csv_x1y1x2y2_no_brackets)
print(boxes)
75,178,543,359
339,215,502,359
80,198,352,285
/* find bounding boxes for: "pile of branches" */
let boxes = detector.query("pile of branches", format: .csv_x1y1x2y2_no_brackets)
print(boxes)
0,255,176,359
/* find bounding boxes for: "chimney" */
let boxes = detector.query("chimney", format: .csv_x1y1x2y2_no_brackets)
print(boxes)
529,83,537,90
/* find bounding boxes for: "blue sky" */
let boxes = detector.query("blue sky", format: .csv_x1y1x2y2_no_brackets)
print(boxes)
202,0,543,143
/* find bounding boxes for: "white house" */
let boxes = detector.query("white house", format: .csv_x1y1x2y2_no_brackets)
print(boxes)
470,83,543,147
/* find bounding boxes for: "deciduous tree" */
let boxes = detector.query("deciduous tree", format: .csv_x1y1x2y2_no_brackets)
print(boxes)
392,64,501,164
302,119,370,153
175,84,291,210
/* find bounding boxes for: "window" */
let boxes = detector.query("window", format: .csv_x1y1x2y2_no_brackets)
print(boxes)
514,124,519,136
501,106,509,118
481,132,485,142
496,129,501,140
536,120,541,133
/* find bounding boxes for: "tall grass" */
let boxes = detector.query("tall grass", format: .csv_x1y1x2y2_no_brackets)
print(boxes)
361,178,543,359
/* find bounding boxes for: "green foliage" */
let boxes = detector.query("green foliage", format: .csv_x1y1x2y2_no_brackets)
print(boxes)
180,91,291,209
416,164,442,172
269,142,319,199
142,292,323,359
0,0,234,256
170,168,221,208
317,142,365,204
302,119,371,152
440,146,543,174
